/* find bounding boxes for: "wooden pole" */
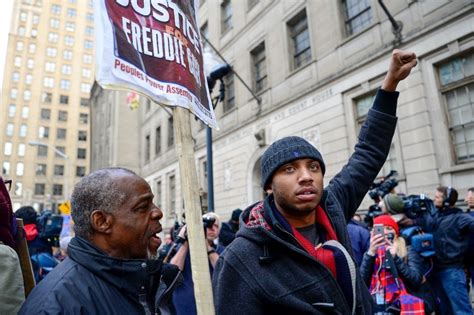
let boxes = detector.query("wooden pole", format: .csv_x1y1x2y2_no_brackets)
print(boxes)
15,218,36,297
173,106,215,315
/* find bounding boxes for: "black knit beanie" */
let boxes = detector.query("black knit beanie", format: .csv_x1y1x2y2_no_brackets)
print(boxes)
261,136,326,189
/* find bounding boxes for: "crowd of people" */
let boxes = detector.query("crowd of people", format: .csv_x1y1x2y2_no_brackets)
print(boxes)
0,49,473,314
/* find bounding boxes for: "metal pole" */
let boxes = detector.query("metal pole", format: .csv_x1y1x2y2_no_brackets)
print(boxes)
206,126,214,212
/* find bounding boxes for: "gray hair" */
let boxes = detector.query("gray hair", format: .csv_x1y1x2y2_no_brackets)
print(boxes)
71,167,137,239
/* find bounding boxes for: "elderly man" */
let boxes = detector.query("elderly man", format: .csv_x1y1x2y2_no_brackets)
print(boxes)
170,212,224,315
212,50,417,314
19,167,181,314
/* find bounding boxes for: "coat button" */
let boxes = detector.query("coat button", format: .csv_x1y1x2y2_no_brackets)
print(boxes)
141,262,147,268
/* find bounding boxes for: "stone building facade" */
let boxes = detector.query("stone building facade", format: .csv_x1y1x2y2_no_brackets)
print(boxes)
91,0,474,229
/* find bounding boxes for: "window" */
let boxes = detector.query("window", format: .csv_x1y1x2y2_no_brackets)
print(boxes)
51,4,61,14
16,41,24,51
57,128,67,139
19,125,27,137
251,42,267,92
82,68,91,78
38,126,49,139
18,27,25,37
25,74,33,85
62,64,72,75
22,107,29,118
60,95,69,104
58,111,68,122
438,52,474,163
64,35,74,46
76,166,86,177
20,11,27,22
155,126,161,155
223,73,235,112
10,89,17,99
16,163,24,176
6,123,14,136
45,62,55,72
288,10,311,69
80,98,89,106
168,175,176,216
61,79,70,90
83,54,92,64
168,117,174,147
4,142,12,156
84,40,93,50
355,93,397,175
36,164,47,176
47,47,57,57
43,77,54,88
65,22,75,32
79,113,88,124
31,28,38,37
85,26,94,36
24,90,31,101
77,148,86,159
34,183,45,195
50,18,60,28
12,72,19,82
42,92,52,103
67,8,76,17
14,182,22,197
14,56,21,67
78,130,87,141
155,180,162,209
54,165,64,176
27,59,34,69
81,83,91,93
53,184,63,196
48,32,59,43
18,144,26,156
2,162,10,176
221,0,232,34
40,108,51,120
37,145,47,157
32,14,39,24
342,0,372,36
8,105,16,117
29,43,36,53
145,134,150,162
63,50,73,60
200,23,208,50
86,13,94,22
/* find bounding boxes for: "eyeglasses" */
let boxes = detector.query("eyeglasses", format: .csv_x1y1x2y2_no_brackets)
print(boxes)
3,179,12,192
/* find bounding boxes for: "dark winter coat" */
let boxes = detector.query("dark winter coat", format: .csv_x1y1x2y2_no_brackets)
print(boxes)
416,207,474,268
212,89,399,315
360,245,423,291
347,219,370,266
19,236,181,315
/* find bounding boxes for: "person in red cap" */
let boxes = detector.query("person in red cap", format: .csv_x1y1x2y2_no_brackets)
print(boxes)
360,215,430,313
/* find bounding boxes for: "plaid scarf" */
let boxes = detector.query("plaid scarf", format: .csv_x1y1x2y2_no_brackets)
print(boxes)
247,201,357,314
369,246,425,314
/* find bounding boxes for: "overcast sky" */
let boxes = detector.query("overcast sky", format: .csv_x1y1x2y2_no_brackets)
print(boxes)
0,0,14,88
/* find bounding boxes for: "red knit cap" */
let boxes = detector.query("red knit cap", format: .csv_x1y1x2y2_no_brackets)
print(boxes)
374,215,399,236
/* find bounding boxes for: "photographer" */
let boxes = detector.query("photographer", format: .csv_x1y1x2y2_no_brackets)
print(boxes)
170,212,224,315
360,215,425,313
401,186,474,314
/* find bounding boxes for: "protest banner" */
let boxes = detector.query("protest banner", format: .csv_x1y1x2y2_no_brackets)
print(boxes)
94,1,216,314
94,0,217,129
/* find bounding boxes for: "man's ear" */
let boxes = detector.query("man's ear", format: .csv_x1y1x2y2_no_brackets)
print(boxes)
90,210,113,234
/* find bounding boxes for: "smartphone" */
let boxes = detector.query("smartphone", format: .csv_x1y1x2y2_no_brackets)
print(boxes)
373,224,384,236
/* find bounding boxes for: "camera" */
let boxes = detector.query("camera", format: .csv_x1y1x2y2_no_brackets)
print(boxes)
402,194,437,219
202,216,216,229
368,170,399,202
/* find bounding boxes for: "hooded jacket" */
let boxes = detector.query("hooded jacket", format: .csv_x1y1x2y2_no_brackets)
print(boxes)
19,236,181,315
417,207,474,268
213,89,399,315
